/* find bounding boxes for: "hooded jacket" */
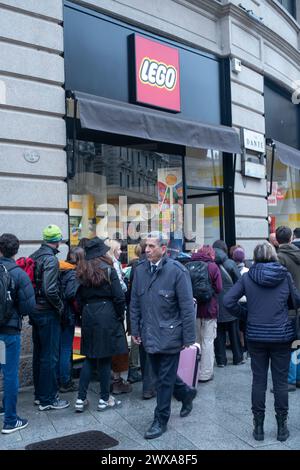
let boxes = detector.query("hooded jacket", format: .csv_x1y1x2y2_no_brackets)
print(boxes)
214,248,241,323
223,262,300,342
0,257,36,334
190,251,222,319
277,244,300,290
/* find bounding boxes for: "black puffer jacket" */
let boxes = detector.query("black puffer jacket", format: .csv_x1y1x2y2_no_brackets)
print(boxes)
0,257,36,334
214,248,241,323
78,262,128,358
30,243,64,315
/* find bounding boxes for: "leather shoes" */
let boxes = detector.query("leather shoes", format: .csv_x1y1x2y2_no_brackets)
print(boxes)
144,419,167,439
180,387,197,418
142,390,156,400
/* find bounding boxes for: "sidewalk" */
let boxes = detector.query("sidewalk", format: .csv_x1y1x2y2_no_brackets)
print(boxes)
1,357,300,450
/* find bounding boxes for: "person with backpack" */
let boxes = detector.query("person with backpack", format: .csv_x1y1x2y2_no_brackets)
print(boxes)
0,233,36,434
58,247,84,393
29,225,70,411
212,240,244,367
186,245,222,382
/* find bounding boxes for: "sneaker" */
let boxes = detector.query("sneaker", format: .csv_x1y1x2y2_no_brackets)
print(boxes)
142,390,156,400
97,395,121,411
75,398,88,412
112,378,132,395
0,407,4,416
217,364,226,368
2,418,28,434
59,381,78,393
38,398,70,411
34,399,40,406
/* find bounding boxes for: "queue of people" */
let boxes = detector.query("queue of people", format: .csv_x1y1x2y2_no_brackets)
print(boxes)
1,225,300,444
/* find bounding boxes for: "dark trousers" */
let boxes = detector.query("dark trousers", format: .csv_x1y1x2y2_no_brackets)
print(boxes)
248,341,291,416
31,309,60,406
78,357,112,402
149,352,190,425
214,320,243,365
139,343,156,394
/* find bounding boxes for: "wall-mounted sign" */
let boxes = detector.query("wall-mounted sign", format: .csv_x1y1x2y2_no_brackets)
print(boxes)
131,34,181,112
243,129,265,153
241,129,265,179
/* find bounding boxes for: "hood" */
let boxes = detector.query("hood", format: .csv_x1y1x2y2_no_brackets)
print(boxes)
278,244,300,265
191,252,213,263
59,260,76,271
249,262,287,287
214,248,228,265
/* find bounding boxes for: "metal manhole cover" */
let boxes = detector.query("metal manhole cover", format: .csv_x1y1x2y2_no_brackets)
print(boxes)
25,430,119,450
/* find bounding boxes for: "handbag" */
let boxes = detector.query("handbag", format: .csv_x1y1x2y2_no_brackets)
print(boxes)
287,273,300,342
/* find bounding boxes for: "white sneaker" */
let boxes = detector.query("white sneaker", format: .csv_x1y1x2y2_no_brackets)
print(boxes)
75,398,88,412
97,395,121,411
2,418,28,434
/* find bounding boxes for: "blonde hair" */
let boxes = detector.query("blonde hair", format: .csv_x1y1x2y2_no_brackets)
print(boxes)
105,239,121,259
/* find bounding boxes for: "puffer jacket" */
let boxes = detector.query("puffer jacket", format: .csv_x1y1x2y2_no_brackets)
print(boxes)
0,257,36,334
223,262,300,343
30,243,64,315
130,256,196,354
214,248,241,323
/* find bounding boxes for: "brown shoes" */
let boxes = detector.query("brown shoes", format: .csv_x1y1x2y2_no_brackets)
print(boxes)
112,378,132,394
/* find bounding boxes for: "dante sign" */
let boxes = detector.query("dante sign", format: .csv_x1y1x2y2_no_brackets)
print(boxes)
132,35,181,112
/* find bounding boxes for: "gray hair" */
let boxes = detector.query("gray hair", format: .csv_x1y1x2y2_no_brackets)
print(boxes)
253,241,278,263
145,231,169,247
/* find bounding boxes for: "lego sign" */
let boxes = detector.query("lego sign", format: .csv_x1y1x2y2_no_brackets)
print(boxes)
132,35,181,112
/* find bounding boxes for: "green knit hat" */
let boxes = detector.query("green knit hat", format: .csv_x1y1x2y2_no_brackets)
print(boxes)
43,224,63,243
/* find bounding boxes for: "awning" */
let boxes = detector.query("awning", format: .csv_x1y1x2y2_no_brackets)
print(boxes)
71,91,241,154
274,140,300,169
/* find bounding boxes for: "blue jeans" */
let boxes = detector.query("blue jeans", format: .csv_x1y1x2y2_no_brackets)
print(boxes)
288,350,300,385
0,334,21,426
59,324,75,385
31,309,60,406
78,357,112,402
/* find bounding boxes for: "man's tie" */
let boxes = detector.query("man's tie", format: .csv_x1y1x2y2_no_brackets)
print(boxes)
151,264,157,274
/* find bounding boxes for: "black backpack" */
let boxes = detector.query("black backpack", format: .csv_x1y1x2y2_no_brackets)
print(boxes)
186,261,214,303
0,264,16,327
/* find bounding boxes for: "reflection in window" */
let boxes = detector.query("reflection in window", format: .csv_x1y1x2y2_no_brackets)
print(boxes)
68,142,183,261
185,148,223,188
267,145,300,230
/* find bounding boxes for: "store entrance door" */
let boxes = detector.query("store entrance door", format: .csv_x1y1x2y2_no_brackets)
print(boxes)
186,188,224,249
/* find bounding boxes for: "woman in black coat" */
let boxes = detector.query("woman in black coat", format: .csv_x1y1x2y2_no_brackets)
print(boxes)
224,241,300,443
75,237,128,412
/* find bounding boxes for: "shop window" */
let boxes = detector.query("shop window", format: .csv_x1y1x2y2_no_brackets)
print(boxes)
185,148,223,188
68,142,183,260
266,145,300,231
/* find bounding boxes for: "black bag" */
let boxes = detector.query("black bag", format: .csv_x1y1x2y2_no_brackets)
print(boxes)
186,261,214,303
0,264,15,327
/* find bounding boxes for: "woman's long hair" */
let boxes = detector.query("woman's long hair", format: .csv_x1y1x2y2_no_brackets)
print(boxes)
77,255,113,287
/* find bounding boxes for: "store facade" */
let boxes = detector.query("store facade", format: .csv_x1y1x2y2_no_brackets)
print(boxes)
64,1,240,259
